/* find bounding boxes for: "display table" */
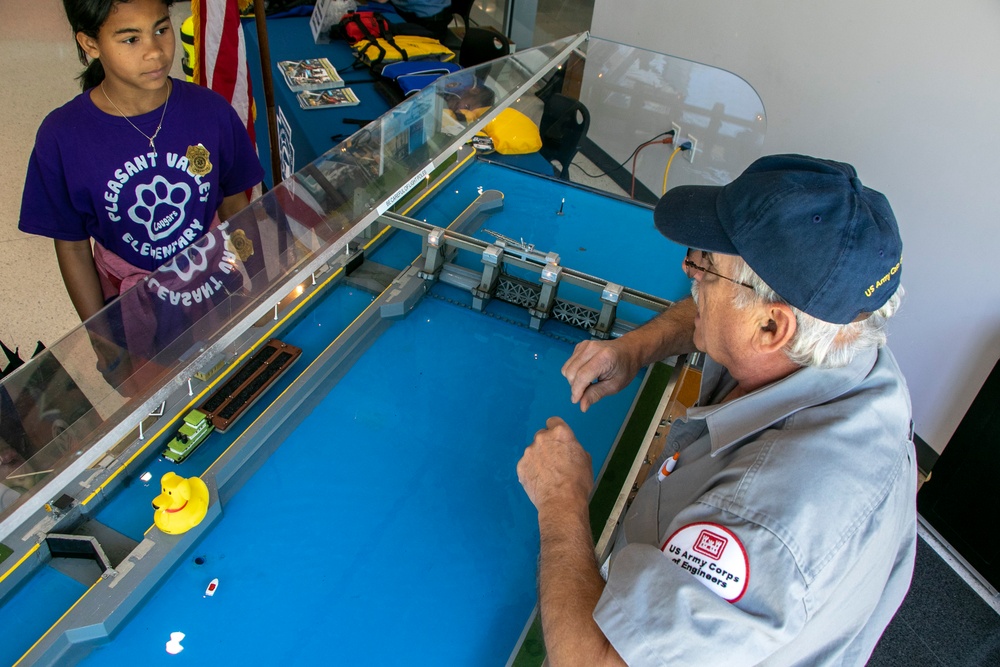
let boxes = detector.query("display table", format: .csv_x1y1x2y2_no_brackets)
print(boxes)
242,13,559,186
0,33,766,667
243,15,395,186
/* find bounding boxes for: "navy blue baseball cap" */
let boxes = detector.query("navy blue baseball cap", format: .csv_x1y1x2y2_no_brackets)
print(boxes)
654,154,902,324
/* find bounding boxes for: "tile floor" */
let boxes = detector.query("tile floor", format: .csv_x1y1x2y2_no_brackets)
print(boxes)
0,0,93,358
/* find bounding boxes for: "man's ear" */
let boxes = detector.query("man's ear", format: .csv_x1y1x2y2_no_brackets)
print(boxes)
757,303,797,353
76,32,100,62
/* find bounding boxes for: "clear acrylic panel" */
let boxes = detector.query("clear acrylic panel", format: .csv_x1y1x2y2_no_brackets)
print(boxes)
0,32,765,538
481,36,767,200
0,33,590,535
1,32,767,667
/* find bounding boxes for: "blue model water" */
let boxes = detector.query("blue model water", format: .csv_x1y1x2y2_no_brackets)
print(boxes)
92,286,377,544
7,163,691,665
79,287,642,665
0,566,88,666
392,161,692,323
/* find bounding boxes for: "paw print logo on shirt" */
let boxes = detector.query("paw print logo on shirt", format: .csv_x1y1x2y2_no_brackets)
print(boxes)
129,176,192,242
159,231,217,282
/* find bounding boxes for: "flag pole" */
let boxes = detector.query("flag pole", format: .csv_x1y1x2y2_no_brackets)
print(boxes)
252,0,282,187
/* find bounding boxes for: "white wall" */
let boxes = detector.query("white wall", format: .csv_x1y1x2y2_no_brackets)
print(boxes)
590,0,1000,452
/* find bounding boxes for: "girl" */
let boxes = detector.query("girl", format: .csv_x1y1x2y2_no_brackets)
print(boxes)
18,0,263,324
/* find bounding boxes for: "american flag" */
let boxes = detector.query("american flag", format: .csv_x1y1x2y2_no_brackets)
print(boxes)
190,0,256,144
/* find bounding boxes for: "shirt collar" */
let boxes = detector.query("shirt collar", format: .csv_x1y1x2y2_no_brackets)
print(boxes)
684,347,879,456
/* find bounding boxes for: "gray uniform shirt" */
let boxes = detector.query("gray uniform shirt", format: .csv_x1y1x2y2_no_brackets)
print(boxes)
594,346,917,666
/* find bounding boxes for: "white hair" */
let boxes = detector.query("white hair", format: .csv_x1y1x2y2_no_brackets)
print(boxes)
729,258,903,369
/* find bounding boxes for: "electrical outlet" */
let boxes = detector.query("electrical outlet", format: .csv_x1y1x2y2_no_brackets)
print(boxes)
671,122,682,145
681,134,698,163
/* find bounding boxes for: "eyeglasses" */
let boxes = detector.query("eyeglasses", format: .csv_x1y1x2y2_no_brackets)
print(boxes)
683,249,755,290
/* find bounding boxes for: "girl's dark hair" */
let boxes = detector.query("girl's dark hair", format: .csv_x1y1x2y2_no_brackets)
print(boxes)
63,0,175,91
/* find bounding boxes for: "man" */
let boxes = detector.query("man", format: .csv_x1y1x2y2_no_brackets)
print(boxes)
517,154,917,666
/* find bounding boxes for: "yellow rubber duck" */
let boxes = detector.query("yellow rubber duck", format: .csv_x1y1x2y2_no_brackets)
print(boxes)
152,472,209,535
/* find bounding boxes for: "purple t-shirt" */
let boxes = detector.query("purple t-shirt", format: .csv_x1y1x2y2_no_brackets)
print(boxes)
19,79,263,272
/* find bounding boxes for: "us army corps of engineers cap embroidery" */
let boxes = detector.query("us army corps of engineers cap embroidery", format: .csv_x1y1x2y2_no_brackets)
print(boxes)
661,522,749,602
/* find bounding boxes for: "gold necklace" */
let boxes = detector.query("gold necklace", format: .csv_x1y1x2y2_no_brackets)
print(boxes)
101,80,170,153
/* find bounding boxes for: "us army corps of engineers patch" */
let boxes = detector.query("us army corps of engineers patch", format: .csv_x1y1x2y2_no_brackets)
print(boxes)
662,522,749,602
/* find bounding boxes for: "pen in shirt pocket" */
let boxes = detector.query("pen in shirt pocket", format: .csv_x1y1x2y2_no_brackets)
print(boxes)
657,451,680,481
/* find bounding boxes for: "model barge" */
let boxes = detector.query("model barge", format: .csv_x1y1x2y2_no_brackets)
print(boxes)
199,339,302,432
